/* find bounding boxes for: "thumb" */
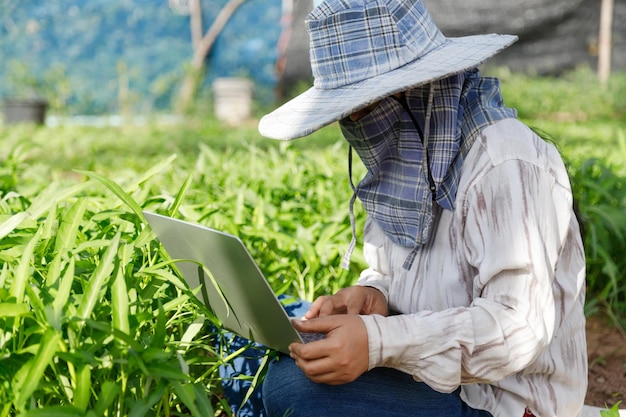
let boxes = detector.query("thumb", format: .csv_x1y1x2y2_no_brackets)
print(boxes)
292,316,338,333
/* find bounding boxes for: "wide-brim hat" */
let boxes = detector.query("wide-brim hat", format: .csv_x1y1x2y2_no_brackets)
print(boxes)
259,0,517,140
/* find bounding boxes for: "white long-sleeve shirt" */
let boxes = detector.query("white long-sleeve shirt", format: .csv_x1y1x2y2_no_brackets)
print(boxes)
357,119,587,417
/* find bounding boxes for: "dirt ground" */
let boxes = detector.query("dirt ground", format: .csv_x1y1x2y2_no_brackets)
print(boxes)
585,314,626,408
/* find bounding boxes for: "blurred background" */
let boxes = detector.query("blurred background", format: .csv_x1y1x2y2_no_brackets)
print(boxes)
0,0,623,121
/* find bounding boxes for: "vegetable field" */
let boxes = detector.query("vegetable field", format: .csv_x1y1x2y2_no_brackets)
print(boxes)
1,68,625,415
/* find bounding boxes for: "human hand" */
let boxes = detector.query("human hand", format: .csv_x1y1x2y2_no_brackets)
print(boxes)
304,285,388,319
289,314,369,385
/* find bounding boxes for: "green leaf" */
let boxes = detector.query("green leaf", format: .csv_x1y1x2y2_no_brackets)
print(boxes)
18,405,83,417
191,382,215,417
75,170,144,219
44,253,64,288
132,223,155,249
0,212,30,240
54,199,88,256
40,204,57,241
13,328,61,411
170,381,200,416
111,261,130,336
0,302,29,317
600,401,622,417
0,182,88,239
72,364,91,412
24,285,46,327
128,380,166,417
180,316,205,347
52,258,75,316
92,381,120,417
152,301,166,349
125,154,177,193
145,361,188,381
168,173,193,216
76,232,120,325
10,228,41,304
240,349,272,409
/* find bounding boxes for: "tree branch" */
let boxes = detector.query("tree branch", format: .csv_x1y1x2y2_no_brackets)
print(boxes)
190,0,246,69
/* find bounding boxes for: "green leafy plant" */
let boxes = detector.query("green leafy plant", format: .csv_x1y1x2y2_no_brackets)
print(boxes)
600,401,623,417
565,132,626,326
1,68,625,414
0,160,237,416
0,133,363,415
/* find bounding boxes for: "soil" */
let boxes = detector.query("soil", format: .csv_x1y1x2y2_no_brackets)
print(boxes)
585,314,626,408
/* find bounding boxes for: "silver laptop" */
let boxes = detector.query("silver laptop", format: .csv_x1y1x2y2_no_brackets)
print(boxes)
143,211,322,354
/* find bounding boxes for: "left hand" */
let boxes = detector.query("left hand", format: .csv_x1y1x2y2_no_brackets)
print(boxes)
304,286,388,319
289,314,369,385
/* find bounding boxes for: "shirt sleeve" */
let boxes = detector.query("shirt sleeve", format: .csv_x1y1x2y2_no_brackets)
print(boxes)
359,152,574,393
355,216,392,301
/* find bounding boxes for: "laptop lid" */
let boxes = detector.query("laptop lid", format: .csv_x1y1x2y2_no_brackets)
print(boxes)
143,211,303,354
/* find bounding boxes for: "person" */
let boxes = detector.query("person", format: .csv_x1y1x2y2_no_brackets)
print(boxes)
226,0,588,416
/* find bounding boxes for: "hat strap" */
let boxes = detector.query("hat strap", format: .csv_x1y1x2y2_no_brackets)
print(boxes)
392,87,437,203
394,83,436,270
342,146,358,270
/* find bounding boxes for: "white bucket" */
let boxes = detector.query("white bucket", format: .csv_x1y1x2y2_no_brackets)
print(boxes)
212,77,253,124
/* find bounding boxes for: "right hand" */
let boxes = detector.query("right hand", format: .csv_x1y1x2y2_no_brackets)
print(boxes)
304,286,389,319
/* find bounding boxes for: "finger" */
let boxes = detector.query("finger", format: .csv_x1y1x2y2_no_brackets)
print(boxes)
346,294,366,315
293,316,339,335
288,341,306,357
292,353,335,378
289,338,328,361
290,320,341,362
318,296,344,316
292,353,359,385
304,295,329,319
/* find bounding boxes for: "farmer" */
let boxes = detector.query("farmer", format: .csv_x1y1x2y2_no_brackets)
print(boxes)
250,0,589,416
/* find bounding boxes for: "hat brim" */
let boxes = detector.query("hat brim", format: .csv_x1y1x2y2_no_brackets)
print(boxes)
259,34,517,140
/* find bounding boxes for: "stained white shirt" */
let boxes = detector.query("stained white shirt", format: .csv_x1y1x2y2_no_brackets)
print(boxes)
357,118,587,417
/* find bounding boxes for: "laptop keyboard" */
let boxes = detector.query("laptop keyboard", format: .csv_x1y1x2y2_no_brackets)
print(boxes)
300,332,326,343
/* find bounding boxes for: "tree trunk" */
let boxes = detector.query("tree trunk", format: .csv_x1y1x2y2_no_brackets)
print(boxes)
598,0,614,86
176,0,246,113
189,0,203,50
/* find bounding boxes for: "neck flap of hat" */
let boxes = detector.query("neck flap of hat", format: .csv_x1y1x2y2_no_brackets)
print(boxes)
339,71,518,270
307,0,446,90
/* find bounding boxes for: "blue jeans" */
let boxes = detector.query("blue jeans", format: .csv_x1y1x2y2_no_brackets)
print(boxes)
217,297,310,417
218,298,493,417
263,356,493,417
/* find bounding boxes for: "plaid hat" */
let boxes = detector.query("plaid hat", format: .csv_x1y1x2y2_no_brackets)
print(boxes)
258,0,517,140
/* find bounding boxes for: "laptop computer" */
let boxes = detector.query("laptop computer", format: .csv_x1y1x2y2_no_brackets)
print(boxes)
143,211,322,354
